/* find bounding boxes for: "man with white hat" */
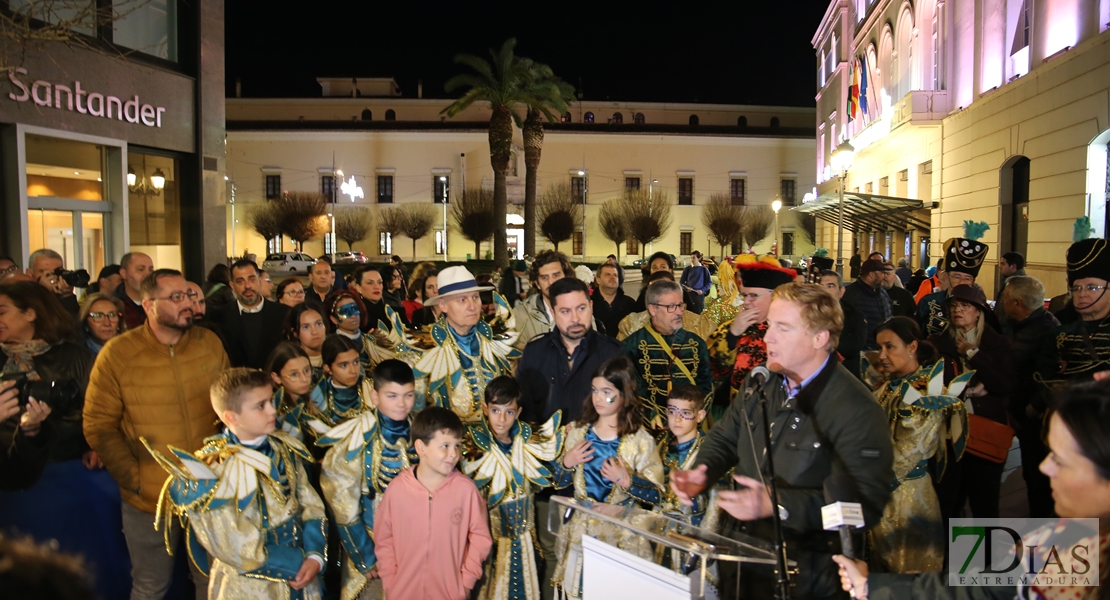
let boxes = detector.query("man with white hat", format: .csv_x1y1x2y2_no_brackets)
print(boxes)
411,266,521,423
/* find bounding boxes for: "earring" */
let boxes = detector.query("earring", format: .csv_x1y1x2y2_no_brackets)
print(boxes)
605,396,615,405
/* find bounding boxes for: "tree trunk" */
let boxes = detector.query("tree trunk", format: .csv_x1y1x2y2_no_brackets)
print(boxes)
523,109,544,258
615,242,621,264
475,240,481,260
489,105,513,269
412,237,417,262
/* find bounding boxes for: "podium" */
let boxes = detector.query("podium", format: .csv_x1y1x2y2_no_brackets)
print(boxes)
548,496,794,600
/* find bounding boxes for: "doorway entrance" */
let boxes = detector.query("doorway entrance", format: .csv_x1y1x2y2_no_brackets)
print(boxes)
26,209,107,274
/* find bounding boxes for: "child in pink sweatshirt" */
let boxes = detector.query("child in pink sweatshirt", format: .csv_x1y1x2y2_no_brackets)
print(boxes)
375,407,493,600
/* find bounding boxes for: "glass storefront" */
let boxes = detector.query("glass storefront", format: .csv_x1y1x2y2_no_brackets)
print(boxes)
127,150,181,270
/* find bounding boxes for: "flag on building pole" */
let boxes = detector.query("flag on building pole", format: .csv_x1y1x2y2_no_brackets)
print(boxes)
858,56,869,117
847,60,858,120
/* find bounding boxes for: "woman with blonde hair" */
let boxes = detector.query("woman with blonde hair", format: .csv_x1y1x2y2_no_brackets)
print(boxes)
78,292,127,356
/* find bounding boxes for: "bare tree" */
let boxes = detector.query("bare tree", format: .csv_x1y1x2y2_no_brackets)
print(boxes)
401,204,436,260
800,213,818,247
0,0,162,71
538,182,583,251
335,207,374,251
624,188,672,251
451,187,496,259
598,199,628,263
272,192,328,251
701,193,744,262
247,202,282,248
742,206,775,249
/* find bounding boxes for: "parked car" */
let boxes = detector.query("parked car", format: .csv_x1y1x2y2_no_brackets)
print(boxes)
333,251,370,264
262,252,317,272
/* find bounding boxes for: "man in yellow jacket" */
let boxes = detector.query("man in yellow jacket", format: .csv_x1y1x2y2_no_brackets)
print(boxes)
84,268,230,600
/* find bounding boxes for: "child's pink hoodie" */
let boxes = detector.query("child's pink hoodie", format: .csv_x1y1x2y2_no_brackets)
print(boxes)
376,467,493,600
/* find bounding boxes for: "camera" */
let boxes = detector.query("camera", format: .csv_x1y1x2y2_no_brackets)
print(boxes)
0,373,80,414
52,266,90,288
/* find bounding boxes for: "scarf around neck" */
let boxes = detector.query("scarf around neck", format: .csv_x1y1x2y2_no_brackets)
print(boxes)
1,339,52,380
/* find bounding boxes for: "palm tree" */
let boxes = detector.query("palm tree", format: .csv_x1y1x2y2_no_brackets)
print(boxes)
443,38,533,269
520,62,573,258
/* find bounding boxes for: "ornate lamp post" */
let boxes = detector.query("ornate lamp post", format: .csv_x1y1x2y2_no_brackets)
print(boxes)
829,140,855,276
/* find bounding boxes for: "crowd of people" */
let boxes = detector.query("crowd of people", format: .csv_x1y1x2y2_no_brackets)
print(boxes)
0,232,1108,600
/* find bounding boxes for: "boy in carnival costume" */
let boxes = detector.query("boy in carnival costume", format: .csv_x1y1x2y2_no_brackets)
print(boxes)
317,359,419,600
463,376,563,600
144,368,327,599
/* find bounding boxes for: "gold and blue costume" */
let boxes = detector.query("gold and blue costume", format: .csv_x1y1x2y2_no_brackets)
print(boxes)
659,431,714,527
143,431,328,600
551,425,665,599
272,386,311,444
300,376,374,443
868,360,971,573
463,413,564,600
317,408,417,600
412,313,521,424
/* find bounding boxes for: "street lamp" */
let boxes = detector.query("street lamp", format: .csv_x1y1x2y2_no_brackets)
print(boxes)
829,140,855,276
578,170,587,260
771,197,783,257
439,176,448,262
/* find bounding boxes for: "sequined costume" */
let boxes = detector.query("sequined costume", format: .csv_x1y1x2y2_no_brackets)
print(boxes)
623,324,713,433
868,361,972,573
317,409,418,600
702,261,740,328
412,312,521,424
272,386,308,443
707,320,768,412
550,425,665,599
299,376,374,443
143,431,327,600
463,413,564,600
658,431,713,527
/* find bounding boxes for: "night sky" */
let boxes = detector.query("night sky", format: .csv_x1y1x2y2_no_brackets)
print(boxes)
225,2,830,107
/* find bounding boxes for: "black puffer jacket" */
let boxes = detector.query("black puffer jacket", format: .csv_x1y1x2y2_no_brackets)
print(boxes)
0,341,95,462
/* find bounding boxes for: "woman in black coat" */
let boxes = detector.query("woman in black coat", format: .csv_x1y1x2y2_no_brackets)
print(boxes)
927,284,1015,521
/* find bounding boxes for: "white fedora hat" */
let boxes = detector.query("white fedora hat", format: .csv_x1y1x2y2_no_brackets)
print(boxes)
424,266,494,306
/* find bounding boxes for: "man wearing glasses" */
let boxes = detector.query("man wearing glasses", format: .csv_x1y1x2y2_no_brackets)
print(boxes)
622,279,713,434
1040,234,1110,384
84,268,229,600
208,259,291,369
0,256,20,280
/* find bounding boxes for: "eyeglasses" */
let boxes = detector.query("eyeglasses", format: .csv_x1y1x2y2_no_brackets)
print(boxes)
284,289,306,297
739,290,773,302
949,302,978,313
155,290,199,303
651,303,684,313
1070,283,1107,295
88,311,122,321
666,406,697,420
0,265,18,275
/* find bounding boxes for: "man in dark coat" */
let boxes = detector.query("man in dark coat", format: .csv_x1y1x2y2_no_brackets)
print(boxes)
841,259,892,350
672,283,893,600
881,261,917,318
208,259,290,369
591,263,635,338
817,269,867,380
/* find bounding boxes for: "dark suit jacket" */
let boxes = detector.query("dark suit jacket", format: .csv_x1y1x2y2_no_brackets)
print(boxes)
516,329,624,424
210,300,290,369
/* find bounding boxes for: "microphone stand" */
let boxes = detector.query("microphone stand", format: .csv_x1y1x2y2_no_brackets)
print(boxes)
753,382,791,600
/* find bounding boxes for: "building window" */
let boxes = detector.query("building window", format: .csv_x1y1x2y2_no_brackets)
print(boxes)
770,116,780,128
680,232,692,255
324,231,336,255
112,0,179,62
730,179,746,206
379,232,392,255
435,231,448,255
584,112,594,123
782,232,795,256
689,115,699,126
879,176,889,192
571,176,585,202
321,174,335,199
780,179,796,206
626,239,640,255
562,112,572,122
634,112,645,124
865,182,874,193
572,231,584,255
377,175,393,204
267,235,282,255
611,112,623,124
434,176,450,203
265,174,281,200
731,239,743,255
678,178,694,205
385,109,396,121
737,116,747,127
625,177,640,191
361,109,372,120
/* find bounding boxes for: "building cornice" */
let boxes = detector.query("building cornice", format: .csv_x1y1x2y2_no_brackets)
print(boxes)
226,97,816,114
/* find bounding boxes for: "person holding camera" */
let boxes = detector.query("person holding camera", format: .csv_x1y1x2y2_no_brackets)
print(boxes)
26,248,83,317
0,281,130,600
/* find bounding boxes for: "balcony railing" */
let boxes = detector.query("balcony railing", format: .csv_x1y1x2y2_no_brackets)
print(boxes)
890,90,949,130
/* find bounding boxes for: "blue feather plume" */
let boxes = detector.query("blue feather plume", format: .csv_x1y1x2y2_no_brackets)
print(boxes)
1073,217,1094,243
962,220,989,241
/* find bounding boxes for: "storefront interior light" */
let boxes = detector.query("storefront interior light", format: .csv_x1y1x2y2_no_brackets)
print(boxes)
151,168,166,189
127,165,137,187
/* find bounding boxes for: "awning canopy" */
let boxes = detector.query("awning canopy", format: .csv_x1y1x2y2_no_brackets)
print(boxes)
792,192,936,233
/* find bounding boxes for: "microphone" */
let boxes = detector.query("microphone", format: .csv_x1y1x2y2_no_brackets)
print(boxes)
821,473,865,560
742,365,772,402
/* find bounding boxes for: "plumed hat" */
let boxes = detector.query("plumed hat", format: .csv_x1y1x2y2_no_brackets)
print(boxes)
734,254,796,290
1066,217,1110,285
810,248,833,271
942,221,990,278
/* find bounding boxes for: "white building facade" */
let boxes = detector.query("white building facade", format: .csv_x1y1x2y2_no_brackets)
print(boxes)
812,0,1110,296
225,80,816,266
